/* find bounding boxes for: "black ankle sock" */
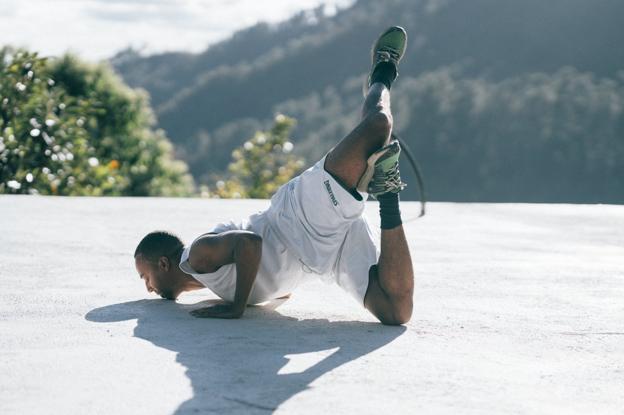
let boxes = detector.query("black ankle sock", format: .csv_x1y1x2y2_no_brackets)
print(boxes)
370,62,397,89
378,192,402,229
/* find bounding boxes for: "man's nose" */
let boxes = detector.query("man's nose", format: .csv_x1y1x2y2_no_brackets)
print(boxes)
145,281,153,293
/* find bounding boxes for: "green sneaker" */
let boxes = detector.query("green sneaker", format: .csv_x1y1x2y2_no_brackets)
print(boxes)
356,140,406,197
366,26,408,91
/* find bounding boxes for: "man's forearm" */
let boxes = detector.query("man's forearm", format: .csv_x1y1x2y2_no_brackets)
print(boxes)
231,233,262,314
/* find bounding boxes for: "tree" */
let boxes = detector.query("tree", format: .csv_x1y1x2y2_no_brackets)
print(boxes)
208,114,305,198
0,47,194,196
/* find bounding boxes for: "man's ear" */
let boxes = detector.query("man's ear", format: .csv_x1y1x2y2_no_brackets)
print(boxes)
158,256,170,271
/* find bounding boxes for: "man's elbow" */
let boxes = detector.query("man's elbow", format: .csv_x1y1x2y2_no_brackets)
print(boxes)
242,232,262,247
248,233,262,244
236,233,262,255
379,300,413,326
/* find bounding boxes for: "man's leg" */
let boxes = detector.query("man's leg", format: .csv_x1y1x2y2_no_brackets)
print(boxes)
324,28,413,325
324,82,393,189
325,85,413,325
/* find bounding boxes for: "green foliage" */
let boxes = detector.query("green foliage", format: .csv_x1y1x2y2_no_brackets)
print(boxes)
207,114,305,198
0,47,194,196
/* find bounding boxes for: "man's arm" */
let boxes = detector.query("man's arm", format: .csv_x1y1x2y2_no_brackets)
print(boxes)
188,231,262,319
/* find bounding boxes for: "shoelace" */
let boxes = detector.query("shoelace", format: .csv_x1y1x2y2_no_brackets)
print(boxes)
369,161,400,188
376,48,401,63
383,162,406,191
366,137,427,219
368,160,405,194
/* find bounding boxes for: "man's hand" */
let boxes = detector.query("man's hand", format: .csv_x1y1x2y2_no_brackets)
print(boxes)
190,302,244,319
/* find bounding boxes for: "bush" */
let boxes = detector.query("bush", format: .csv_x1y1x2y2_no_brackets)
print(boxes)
0,48,194,196
207,114,305,198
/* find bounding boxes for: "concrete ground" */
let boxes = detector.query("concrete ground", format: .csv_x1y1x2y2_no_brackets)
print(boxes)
1,195,623,414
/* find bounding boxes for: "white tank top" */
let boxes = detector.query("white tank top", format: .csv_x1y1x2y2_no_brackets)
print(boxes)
178,210,307,304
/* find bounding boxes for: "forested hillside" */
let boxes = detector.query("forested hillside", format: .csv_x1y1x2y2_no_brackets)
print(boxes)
112,0,624,202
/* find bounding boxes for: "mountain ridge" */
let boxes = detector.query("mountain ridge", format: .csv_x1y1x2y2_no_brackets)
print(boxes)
112,0,624,202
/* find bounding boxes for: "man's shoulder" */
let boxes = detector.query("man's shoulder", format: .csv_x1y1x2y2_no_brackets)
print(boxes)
188,233,236,273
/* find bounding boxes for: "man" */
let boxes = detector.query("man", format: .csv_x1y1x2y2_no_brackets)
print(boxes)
134,26,414,325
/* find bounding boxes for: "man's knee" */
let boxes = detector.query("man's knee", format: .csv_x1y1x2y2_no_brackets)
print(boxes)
365,267,413,326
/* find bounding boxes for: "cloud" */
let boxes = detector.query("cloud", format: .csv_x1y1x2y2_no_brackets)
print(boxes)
0,2,18,17
84,3,195,24
0,0,355,60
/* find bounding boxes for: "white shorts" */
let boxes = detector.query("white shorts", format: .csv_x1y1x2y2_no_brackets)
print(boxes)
266,156,380,305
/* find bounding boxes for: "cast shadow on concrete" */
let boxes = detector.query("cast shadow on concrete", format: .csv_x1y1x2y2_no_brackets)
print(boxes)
86,299,405,414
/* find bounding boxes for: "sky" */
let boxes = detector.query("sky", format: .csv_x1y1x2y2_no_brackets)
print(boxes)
0,0,355,61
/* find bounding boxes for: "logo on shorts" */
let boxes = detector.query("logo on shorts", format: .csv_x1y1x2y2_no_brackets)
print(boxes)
324,180,339,206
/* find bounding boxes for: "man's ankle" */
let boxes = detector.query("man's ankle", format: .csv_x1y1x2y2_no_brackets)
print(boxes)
370,62,397,90
378,192,402,229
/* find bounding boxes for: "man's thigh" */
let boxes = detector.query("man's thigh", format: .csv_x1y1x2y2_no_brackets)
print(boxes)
324,112,391,189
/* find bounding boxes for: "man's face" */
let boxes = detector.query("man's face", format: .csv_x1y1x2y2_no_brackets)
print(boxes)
134,255,177,300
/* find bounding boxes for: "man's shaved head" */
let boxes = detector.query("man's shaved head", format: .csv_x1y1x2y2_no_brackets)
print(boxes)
134,231,184,263
134,231,186,300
